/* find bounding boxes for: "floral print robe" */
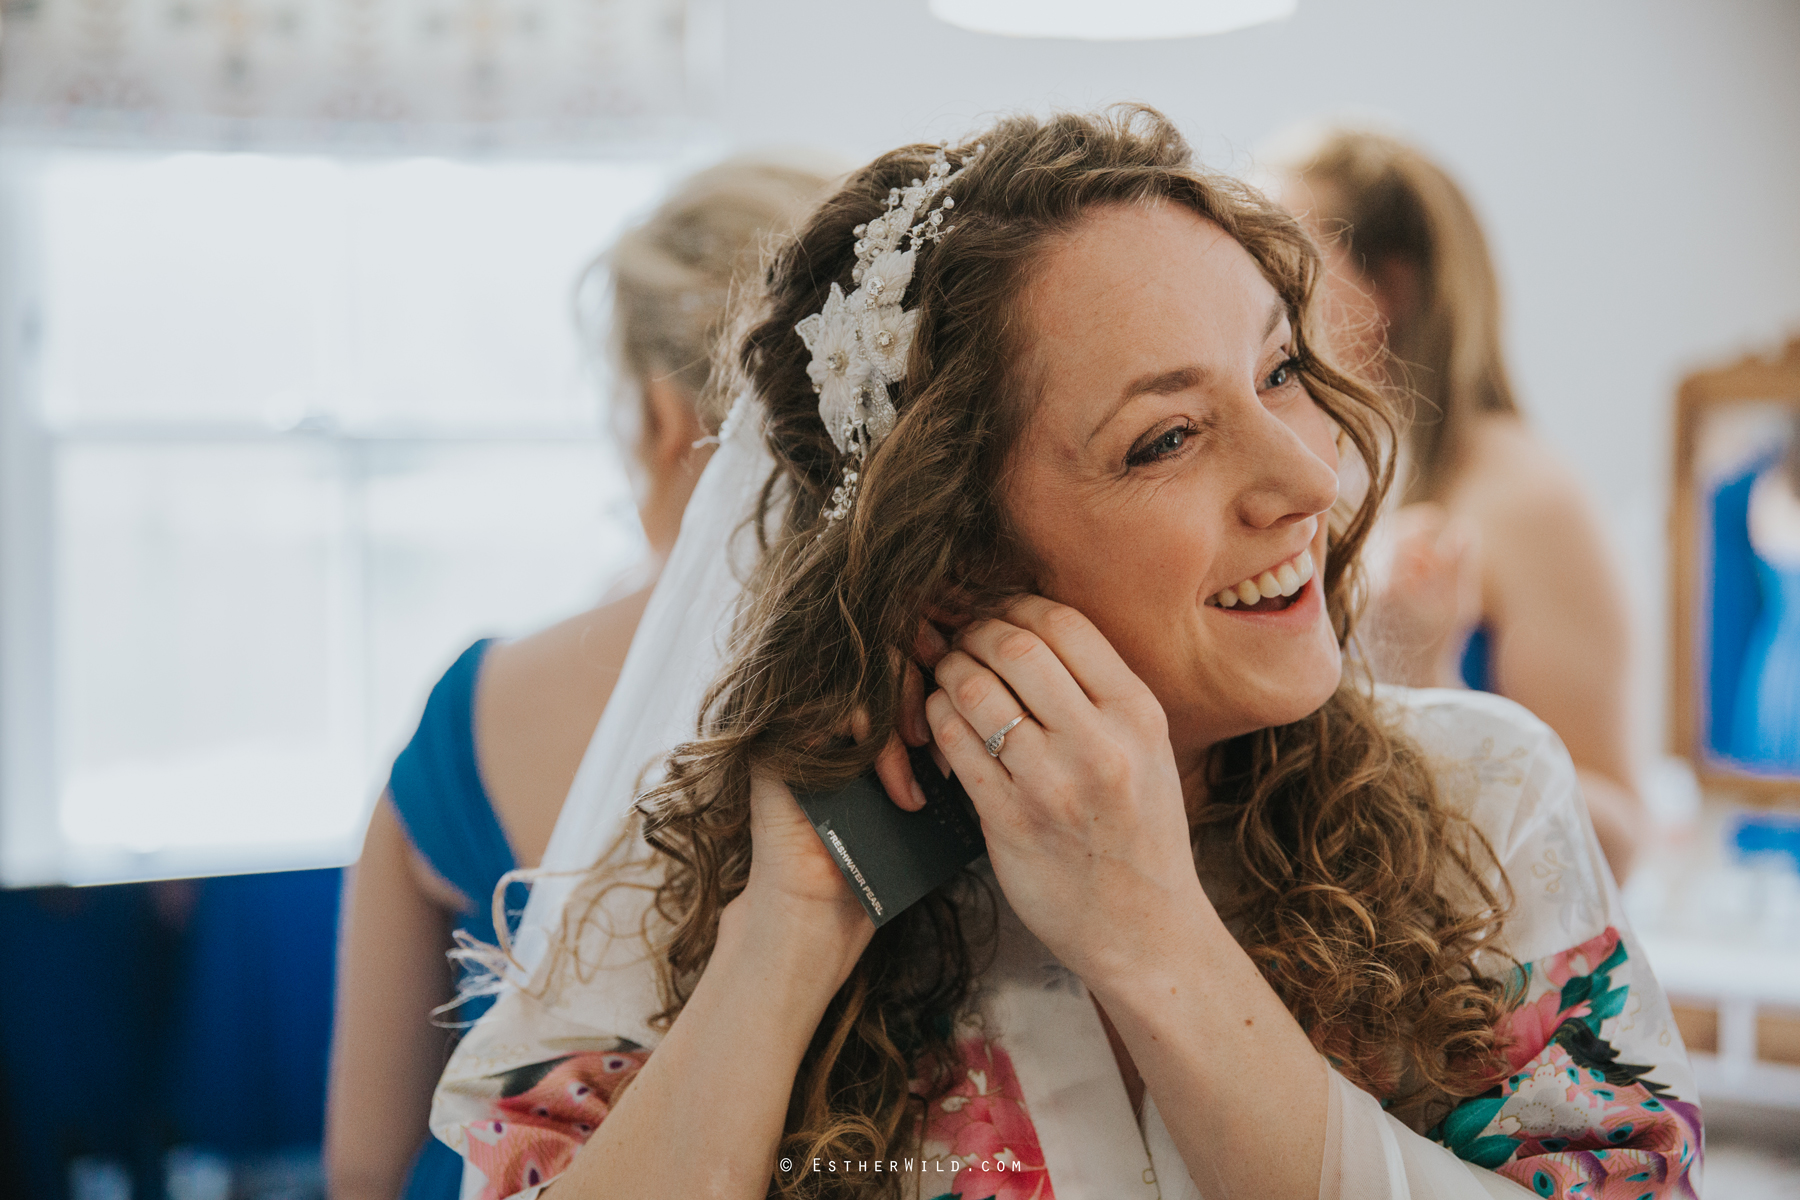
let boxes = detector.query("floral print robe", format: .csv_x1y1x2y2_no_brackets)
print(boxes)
429,688,1700,1200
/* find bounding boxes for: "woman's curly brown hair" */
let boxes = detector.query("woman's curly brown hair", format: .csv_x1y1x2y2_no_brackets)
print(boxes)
551,105,1515,1196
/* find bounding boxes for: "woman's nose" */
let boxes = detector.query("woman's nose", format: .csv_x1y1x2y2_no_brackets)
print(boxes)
1236,407,1340,530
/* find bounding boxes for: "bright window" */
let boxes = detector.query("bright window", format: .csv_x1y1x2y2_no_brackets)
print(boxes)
0,150,680,885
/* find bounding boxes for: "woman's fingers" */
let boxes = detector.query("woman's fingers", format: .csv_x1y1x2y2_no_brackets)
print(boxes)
874,731,926,811
914,617,952,669
945,597,1142,736
949,615,1090,732
849,705,925,811
822,606,1093,820
933,650,1027,744
924,685,1016,809
930,648,1051,783
998,595,1148,706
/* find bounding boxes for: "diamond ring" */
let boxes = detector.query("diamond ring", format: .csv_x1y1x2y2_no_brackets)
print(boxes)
984,714,1027,757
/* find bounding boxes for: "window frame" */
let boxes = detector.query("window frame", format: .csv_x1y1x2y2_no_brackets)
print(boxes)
0,147,678,886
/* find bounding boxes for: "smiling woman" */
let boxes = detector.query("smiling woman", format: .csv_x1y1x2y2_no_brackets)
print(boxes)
425,107,1699,1200
998,204,1344,745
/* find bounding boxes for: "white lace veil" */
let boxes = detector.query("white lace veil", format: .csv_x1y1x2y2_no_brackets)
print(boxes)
498,390,775,980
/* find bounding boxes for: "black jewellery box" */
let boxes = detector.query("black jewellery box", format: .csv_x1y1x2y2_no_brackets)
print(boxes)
795,744,988,927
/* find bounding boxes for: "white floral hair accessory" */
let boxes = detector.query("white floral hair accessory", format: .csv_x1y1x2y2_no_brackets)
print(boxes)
794,142,981,522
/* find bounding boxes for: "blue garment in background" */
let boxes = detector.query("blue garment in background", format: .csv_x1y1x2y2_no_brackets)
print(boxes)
385,638,526,1200
1727,540,1800,770
0,884,180,1200
1707,467,1765,760
1453,466,1793,769
1459,623,1494,694
168,870,342,1153
0,871,342,1198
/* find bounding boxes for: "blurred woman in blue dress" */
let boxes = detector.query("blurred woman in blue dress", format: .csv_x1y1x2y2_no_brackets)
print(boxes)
324,157,834,1200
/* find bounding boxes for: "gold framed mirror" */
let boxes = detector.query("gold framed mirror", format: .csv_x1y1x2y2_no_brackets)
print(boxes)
1669,336,1800,802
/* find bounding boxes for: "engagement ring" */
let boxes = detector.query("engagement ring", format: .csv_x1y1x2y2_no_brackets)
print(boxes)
985,714,1027,757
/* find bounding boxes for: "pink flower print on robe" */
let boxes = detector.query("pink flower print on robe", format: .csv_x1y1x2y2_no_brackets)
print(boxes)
1499,927,1624,1074
1490,1038,1702,1199
1433,927,1701,1198
1504,990,1593,1074
460,1047,649,1200
1541,928,1625,987
918,1037,1054,1200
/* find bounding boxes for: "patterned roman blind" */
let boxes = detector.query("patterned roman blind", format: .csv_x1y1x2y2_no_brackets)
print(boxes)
0,0,716,151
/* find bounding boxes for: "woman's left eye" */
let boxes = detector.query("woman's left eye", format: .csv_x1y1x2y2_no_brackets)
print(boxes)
1262,355,1303,390
1126,422,1197,467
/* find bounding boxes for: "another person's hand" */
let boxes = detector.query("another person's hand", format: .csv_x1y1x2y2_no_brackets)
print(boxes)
922,595,1207,986
1365,502,1482,687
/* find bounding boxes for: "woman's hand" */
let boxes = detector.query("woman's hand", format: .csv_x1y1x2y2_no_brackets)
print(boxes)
732,770,874,990
922,595,1208,987
563,776,878,1200
734,617,956,986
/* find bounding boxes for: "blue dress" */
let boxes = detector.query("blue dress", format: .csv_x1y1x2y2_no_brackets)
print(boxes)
386,638,526,1200
1459,623,1494,694
1728,547,1800,770
1707,467,1764,760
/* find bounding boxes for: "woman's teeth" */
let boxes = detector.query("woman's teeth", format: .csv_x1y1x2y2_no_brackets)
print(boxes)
1206,549,1315,609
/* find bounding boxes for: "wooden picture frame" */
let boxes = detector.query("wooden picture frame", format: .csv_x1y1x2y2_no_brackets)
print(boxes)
1668,335,1800,804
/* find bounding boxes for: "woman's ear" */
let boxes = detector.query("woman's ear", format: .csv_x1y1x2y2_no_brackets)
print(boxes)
923,585,981,645
1369,254,1423,331
640,377,707,475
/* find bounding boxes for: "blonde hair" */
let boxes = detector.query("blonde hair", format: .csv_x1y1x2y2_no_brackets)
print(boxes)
1284,129,1519,503
579,157,838,447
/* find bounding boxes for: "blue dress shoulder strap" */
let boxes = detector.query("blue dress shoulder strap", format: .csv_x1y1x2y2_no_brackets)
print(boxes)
385,638,523,980
1459,623,1495,693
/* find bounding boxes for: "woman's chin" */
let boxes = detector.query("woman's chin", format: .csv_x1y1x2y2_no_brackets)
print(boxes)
1182,650,1343,748
1196,590,1343,728
1253,664,1340,731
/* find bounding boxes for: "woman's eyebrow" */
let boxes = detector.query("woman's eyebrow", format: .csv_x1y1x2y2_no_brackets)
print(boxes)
1087,364,1210,445
1086,299,1288,446
1125,363,1210,401
1261,297,1288,343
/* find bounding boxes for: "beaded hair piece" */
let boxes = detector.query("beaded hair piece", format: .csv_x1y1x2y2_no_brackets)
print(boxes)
794,143,982,523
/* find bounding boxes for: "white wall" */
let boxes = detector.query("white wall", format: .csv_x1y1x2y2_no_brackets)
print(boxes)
717,0,1800,755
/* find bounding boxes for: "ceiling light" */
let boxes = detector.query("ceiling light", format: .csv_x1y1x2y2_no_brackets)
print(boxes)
929,0,1297,40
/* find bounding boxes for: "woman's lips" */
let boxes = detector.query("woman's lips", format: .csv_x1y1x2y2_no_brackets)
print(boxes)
1203,548,1316,610
1207,569,1322,622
